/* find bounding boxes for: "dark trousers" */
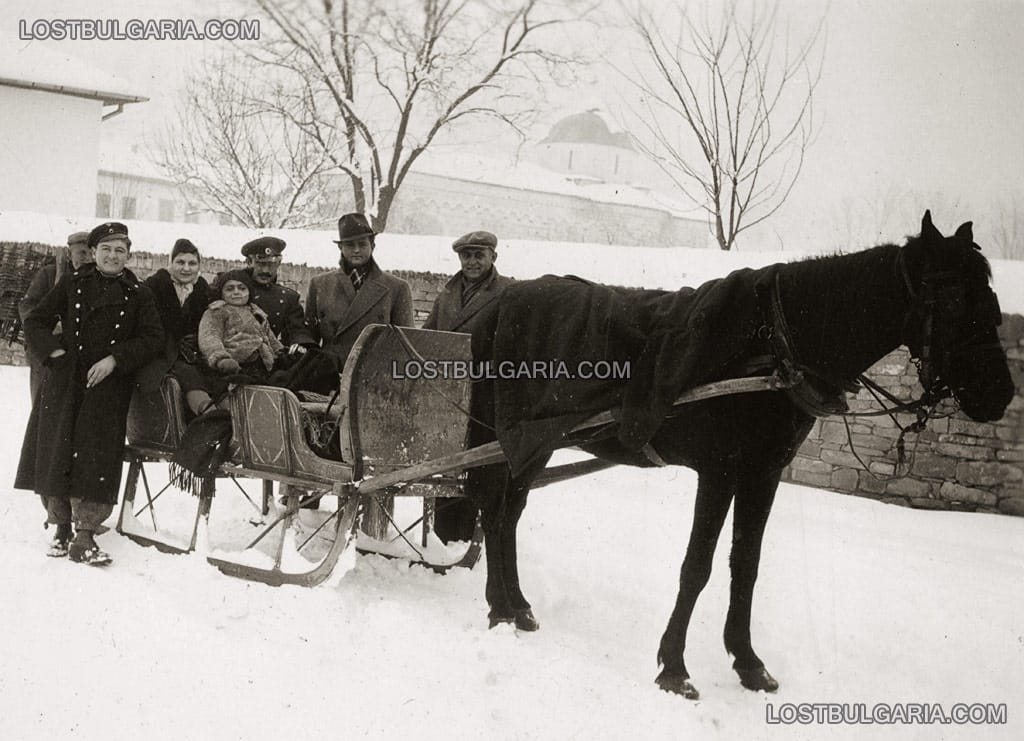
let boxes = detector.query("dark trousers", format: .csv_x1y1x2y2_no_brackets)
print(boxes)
44,496,114,532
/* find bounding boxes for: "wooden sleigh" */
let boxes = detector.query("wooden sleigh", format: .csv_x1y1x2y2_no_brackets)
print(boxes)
118,324,795,587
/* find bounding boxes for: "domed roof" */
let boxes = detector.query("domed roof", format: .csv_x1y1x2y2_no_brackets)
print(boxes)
540,110,634,150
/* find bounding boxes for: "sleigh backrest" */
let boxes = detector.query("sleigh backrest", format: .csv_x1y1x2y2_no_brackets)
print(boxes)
126,374,188,454
338,324,472,480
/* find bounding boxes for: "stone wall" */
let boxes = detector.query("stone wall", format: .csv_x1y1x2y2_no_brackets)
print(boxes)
782,315,1024,516
3,242,1021,515
1,246,452,366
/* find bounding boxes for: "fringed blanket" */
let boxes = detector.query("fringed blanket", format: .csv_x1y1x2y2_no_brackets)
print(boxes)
479,268,777,476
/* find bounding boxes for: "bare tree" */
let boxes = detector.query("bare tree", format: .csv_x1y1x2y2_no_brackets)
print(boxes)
247,0,588,231
621,1,823,250
990,195,1024,260
153,55,341,229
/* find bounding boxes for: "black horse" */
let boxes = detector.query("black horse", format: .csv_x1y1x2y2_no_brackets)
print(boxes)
465,211,1014,699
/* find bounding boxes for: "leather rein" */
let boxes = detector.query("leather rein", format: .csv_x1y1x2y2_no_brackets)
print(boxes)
758,249,972,471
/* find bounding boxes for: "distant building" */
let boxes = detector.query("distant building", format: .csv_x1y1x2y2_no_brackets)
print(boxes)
526,109,641,183
385,110,709,247
89,110,711,248
96,146,232,226
0,45,146,217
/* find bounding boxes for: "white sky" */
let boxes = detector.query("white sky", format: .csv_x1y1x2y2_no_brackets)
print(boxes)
2,0,1023,252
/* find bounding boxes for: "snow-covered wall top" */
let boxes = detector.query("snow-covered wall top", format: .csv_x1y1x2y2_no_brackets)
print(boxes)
3,210,1022,314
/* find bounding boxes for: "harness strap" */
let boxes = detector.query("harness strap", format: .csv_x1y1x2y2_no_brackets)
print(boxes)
641,443,668,467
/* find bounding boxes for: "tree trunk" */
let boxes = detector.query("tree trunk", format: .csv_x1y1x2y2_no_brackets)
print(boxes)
374,184,395,233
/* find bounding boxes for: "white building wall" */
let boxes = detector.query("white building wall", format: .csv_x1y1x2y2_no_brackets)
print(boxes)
0,86,101,216
529,141,641,183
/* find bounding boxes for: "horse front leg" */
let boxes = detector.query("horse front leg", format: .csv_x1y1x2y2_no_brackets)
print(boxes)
477,459,547,632
656,471,735,699
724,469,781,693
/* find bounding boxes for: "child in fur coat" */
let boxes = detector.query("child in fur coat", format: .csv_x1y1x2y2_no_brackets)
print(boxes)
197,269,283,401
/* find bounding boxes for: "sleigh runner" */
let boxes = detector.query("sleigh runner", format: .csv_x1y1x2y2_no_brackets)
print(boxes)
117,321,798,586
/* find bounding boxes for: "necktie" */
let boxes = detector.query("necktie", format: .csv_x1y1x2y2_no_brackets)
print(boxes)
350,269,364,290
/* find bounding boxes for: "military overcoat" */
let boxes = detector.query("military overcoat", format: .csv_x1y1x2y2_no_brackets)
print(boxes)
15,265,164,504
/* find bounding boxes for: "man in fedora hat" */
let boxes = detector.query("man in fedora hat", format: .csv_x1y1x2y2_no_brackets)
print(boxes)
239,236,315,350
305,213,413,368
424,230,512,543
19,231,95,399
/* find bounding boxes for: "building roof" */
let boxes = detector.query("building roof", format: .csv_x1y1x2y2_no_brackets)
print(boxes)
540,110,635,151
0,44,147,105
409,149,691,217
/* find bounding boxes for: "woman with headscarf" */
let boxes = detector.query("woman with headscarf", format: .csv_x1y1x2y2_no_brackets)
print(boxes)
140,238,213,415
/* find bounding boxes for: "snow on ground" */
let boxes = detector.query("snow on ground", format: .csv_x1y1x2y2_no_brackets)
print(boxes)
1,363,1022,741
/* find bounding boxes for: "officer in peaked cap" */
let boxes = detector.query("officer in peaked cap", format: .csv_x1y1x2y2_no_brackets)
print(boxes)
423,228,511,544
241,236,286,259
238,235,314,349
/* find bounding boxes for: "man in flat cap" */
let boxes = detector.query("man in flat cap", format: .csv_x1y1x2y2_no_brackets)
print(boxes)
16,222,164,565
19,231,95,399
305,213,413,368
424,230,512,543
240,236,315,350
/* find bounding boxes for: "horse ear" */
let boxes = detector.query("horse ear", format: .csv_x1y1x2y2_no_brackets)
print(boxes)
921,210,942,240
954,221,974,242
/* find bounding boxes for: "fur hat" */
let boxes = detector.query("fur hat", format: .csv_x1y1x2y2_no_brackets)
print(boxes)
213,269,256,300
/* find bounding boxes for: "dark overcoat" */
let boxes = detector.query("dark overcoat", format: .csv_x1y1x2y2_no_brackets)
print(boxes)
247,271,315,347
135,268,212,393
15,265,164,504
423,267,512,334
305,262,414,366
18,260,61,399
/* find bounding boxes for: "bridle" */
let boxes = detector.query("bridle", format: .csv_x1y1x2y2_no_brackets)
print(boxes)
894,245,1004,408
762,247,1001,472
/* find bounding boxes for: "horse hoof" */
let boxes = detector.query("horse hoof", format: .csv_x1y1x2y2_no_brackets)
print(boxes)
487,609,540,632
736,666,779,693
513,608,540,632
655,672,700,700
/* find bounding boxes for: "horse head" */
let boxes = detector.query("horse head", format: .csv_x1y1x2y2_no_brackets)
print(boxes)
899,210,1014,422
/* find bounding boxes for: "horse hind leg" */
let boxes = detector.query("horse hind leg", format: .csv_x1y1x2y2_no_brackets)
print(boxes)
723,469,781,694
656,472,735,700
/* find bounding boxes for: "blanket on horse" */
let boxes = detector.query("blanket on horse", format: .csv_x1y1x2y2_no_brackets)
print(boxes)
479,269,777,476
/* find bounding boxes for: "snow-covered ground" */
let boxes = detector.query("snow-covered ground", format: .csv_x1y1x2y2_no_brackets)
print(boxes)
1,361,1022,741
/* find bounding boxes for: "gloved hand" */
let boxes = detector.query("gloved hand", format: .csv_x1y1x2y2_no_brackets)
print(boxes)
216,357,242,374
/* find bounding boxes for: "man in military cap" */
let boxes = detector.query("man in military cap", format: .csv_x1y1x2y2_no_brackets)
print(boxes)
424,230,512,543
16,222,164,565
305,213,413,368
19,231,95,398
240,236,315,350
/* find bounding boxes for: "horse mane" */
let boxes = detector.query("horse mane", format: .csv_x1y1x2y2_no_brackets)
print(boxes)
775,242,904,310
778,230,993,304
